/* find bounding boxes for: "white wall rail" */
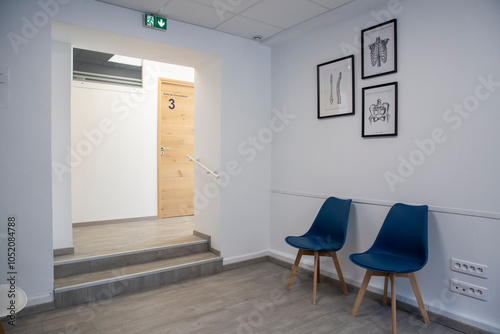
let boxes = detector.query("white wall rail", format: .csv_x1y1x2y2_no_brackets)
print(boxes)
187,154,219,178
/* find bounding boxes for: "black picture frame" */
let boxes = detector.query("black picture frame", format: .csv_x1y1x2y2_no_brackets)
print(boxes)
362,82,398,137
361,19,397,79
317,55,355,119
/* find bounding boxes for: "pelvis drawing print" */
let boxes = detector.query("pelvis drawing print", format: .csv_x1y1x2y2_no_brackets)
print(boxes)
369,99,390,124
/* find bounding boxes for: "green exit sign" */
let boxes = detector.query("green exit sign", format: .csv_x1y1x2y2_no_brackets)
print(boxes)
144,14,167,31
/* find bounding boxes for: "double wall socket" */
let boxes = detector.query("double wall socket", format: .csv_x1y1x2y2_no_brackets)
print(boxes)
451,258,488,279
450,279,488,301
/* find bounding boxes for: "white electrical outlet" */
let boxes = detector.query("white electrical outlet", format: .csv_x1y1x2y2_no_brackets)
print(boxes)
451,258,488,279
450,279,488,301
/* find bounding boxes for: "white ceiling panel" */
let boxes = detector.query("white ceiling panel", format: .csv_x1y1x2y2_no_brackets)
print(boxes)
240,0,326,29
308,0,353,9
95,0,356,41
193,0,262,15
158,0,228,29
216,15,283,40
97,0,168,14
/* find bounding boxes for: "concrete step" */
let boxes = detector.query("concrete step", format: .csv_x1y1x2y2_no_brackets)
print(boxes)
54,252,222,308
54,237,209,279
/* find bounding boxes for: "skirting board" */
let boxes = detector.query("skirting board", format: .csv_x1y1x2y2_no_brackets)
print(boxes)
53,247,74,256
267,249,497,334
222,250,269,266
73,216,158,227
193,229,220,256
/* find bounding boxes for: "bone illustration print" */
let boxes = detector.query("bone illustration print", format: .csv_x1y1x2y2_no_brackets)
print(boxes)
330,74,334,105
336,72,342,104
369,99,390,124
369,37,390,67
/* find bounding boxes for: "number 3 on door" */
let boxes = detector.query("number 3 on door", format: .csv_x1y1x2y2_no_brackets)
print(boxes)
169,99,175,109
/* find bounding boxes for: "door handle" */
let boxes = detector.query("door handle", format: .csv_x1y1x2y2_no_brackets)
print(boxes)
160,146,171,156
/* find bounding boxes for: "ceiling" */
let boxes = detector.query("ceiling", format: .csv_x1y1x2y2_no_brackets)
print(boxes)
96,0,354,41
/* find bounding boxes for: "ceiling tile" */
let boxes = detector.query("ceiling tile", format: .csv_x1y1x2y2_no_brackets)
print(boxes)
307,0,353,10
159,0,231,29
240,0,327,29
216,15,283,40
193,0,262,15
97,0,169,13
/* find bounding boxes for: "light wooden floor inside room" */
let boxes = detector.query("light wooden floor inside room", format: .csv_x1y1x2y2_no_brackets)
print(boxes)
4,261,467,334
56,216,196,262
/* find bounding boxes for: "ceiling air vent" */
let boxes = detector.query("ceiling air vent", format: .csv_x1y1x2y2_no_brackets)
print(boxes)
73,48,142,88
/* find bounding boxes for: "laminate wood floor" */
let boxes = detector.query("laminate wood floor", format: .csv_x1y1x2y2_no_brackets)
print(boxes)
3,262,465,334
56,216,195,262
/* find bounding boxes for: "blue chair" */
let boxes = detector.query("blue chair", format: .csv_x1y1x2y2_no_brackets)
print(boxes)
285,197,352,304
350,203,430,334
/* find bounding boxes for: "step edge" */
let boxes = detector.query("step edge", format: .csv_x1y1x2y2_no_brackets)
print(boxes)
54,239,208,266
54,256,222,293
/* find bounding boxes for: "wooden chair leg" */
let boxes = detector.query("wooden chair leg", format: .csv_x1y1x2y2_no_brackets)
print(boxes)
330,252,348,295
350,270,373,317
408,273,430,324
313,251,319,304
383,276,389,306
286,249,304,290
390,273,397,334
317,253,321,283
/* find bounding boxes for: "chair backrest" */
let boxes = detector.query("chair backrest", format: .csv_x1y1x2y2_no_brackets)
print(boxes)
370,203,428,267
306,197,352,246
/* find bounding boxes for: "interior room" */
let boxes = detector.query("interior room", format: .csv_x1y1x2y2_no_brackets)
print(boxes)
0,0,499,333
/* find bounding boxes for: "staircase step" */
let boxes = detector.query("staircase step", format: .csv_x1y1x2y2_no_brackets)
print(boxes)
54,252,222,308
54,237,208,279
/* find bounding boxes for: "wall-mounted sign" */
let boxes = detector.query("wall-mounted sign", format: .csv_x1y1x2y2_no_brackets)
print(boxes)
144,14,167,31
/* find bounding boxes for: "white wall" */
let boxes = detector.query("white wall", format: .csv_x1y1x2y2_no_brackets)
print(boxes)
269,0,500,331
52,40,73,250
70,81,156,223
193,57,222,251
0,1,55,305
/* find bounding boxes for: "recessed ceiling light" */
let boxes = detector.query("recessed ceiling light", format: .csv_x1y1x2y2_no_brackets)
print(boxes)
252,35,263,41
108,54,142,66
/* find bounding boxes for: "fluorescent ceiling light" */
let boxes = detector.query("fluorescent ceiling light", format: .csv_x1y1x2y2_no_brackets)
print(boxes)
108,55,142,66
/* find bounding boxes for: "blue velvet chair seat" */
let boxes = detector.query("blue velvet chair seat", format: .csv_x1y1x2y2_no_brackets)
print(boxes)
350,252,424,274
285,236,343,252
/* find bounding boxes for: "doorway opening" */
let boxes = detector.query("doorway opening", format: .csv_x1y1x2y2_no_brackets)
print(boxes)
70,48,195,224
52,21,222,255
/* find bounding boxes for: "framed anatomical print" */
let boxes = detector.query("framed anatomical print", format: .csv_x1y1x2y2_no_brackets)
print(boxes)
317,55,355,119
361,19,397,79
362,82,398,137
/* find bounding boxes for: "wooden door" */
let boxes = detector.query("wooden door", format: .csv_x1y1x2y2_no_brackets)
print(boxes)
157,78,194,218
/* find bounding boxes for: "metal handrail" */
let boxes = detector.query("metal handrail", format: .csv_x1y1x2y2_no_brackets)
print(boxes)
186,154,219,179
